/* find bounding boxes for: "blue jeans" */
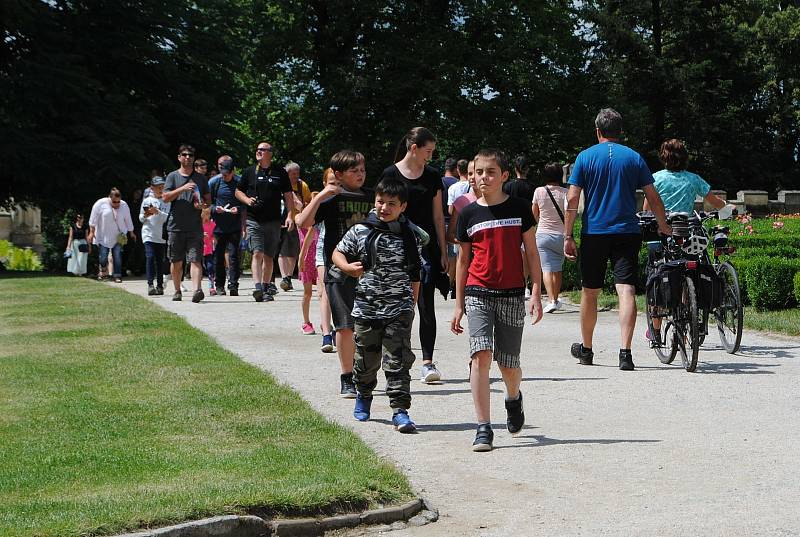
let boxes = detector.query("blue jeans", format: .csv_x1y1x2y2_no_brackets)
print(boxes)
144,242,165,287
99,243,122,278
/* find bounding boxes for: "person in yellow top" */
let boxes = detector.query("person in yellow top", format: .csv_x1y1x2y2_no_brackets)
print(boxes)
278,161,312,291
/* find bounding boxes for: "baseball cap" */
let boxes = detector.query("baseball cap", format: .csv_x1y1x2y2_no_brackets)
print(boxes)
218,159,234,173
151,176,165,186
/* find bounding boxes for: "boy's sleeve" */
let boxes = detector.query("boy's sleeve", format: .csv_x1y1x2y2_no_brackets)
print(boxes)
336,226,361,258
455,206,471,242
164,173,176,195
314,196,334,225
693,173,711,198
520,201,535,233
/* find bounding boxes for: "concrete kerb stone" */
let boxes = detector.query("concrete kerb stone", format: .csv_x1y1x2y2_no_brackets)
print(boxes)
112,498,431,537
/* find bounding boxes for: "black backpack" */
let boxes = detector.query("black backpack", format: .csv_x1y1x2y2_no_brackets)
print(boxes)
357,213,422,281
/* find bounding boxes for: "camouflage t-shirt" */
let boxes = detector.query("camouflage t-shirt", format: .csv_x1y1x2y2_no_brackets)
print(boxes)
336,219,423,319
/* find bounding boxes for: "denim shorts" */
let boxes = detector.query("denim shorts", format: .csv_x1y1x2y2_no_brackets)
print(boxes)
465,293,526,368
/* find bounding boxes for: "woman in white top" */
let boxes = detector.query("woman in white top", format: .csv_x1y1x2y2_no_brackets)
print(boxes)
532,163,568,313
88,187,136,282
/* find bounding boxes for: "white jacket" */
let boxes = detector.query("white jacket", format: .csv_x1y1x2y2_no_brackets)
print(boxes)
139,196,170,244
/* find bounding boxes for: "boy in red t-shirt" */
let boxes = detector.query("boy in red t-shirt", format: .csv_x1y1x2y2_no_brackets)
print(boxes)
451,149,543,452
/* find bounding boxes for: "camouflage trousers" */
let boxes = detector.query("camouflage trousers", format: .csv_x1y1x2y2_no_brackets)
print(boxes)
353,311,416,410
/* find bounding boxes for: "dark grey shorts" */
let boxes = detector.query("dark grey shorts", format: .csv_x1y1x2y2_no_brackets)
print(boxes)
465,294,526,368
279,226,300,257
246,220,281,257
167,231,203,264
326,278,357,331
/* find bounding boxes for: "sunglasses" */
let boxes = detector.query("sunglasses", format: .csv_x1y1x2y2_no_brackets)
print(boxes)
180,152,194,157
256,147,273,154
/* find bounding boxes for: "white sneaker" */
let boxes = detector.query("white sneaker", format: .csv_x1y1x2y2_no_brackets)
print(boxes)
543,302,557,314
420,363,441,383
553,300,563,311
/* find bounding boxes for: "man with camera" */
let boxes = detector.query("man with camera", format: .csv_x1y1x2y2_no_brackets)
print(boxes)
235,141,295,302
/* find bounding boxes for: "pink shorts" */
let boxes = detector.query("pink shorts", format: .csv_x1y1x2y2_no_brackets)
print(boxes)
298,227,318,284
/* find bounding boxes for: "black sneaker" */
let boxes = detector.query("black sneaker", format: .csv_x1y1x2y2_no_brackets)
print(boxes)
156,286,164,295
172,291,182,301
279,277,294,291
266,282,278,296
472,424,494,452
147,285,157,296
340,373,357,398
192,289,204,303
229,287,238,297
505,391,524,436
253,289,264,302
619,349,635,371
215,286,226,296
570,343,594,365
263,292,274,302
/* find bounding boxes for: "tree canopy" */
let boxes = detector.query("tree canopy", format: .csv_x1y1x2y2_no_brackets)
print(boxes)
2,0,798,213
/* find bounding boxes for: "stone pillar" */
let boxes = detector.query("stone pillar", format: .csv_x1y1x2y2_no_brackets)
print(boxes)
778,190,800,214
736,190,769,216
0,209,11,241
10,205,44,252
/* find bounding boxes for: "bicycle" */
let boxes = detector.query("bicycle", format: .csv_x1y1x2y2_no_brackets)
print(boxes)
690,211,743,354
640,210,743,372
641,212,701,371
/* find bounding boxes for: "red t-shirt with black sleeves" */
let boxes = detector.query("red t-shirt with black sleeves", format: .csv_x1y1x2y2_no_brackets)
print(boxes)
455,196,534,295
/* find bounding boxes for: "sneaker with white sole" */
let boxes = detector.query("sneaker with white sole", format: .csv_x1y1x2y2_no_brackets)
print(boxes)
392,410,416,433
321,334,335,353
420,362,441,383
543,302,557,314
553,300,563,311
301,322,315,335
472,424,494,452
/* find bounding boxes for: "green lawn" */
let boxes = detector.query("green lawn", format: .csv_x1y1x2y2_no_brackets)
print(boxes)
565,290,799,337
0,276,412,537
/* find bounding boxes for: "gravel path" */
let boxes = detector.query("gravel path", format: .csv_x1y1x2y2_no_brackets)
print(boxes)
120,278,800,536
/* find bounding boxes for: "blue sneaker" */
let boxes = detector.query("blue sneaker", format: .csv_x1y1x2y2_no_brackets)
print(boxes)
392,410,416,433
353,394,373,421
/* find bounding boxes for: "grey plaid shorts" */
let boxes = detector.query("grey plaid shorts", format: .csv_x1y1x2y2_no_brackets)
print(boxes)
465,293,526,368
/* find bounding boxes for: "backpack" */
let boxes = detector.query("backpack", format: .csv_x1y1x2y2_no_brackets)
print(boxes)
646,261,685,310
358,213,422,281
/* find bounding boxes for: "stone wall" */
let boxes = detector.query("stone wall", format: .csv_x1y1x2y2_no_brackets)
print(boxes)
633,189,799,216
0,205,44,252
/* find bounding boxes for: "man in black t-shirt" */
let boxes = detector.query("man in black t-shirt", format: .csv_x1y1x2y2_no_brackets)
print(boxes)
234,141,295,302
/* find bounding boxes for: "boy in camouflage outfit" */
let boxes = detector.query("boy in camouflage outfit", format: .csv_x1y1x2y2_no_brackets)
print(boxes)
333,176,425,433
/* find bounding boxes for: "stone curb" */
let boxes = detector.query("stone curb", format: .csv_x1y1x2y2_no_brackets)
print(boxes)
114,498,434,537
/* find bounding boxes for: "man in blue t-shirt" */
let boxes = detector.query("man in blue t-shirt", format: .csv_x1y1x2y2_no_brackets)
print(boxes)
563,108,670,371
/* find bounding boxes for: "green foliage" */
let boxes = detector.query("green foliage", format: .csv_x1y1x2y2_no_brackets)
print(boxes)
794,272,800,305
743,257,800,311
0,240,43,271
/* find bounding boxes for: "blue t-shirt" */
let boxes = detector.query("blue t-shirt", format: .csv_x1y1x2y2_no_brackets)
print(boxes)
652,169,710,214
568,141,654,234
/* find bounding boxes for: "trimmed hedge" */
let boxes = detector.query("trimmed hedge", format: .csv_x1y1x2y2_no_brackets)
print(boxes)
795,272,800,305
743,257,800,311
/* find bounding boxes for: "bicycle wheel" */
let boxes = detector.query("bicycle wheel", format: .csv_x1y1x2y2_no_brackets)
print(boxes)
716,261,743,354
676,276,699,372
646,304,675,364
